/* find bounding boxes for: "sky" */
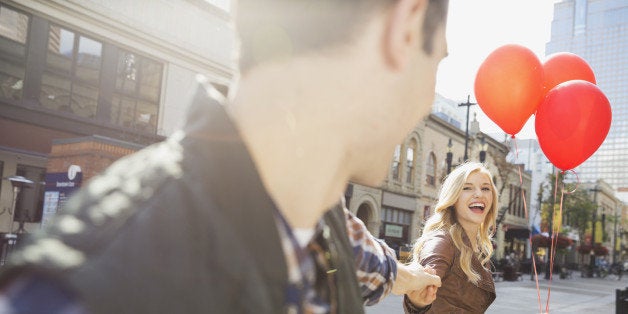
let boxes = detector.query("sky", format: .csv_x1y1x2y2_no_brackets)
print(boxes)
436,0,562,140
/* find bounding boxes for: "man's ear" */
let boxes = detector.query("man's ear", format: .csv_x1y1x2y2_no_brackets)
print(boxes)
383,0,428,70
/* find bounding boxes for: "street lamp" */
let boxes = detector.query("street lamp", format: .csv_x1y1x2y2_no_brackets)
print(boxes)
479,135,488,163
589,184,601,276
446,138,453,174
458,95,476,162
6,176,34,233
0,176,32,265
613,204,620,263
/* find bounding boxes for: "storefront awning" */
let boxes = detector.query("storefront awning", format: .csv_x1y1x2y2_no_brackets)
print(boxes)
504,224,530,240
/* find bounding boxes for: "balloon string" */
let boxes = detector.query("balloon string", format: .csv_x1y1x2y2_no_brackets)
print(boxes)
512,135,520,161
545,191,560,313
544,170,577,313
563,170,580,194
529,236,543,314
541,171,560,313
511,136,543,313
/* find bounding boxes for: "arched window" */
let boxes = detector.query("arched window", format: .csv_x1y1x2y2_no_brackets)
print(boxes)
423,205,431,221
405,140,416,184
426,152,436,186
391,145,401,181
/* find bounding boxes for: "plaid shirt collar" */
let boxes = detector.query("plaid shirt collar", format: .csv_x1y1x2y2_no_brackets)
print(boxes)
274,209,337,314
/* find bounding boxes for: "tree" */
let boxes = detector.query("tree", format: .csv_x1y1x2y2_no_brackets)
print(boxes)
539,172,595,239
562,188,595,244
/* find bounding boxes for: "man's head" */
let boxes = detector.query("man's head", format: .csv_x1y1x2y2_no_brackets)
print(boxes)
233,0,450,187
235,0,448,74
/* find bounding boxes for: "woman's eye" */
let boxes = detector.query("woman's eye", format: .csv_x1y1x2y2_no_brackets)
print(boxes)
482,187,491,191
462,187,471,190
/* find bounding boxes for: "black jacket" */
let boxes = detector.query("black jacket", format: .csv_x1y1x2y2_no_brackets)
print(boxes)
0,79,364,314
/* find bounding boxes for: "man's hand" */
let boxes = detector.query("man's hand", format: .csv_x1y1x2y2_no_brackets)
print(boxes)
391,262,441,296
405,281,438,308
393,263,440,308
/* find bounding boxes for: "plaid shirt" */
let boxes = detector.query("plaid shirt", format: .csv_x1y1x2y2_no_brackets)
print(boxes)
276,206,397,314
0,207,397,314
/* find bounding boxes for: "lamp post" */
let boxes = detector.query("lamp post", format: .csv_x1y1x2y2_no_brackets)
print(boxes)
458,95,476,162
613,205,619,263
589,184,601,276
0,176,32,265
479,135,488,163
7,176,34,233
446,138,453,174
545,166,557,280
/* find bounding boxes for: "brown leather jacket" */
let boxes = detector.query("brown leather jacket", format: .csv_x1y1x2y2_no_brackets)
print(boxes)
411,230,495,313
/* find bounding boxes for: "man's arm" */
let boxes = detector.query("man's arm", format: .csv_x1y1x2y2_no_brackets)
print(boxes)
344,208,440,306
344,208,396,305
0,273,88,314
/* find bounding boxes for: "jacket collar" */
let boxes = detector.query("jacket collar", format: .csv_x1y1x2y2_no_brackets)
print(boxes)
181,78,289,307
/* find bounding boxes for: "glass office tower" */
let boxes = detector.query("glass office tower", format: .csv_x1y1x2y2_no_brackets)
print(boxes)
546,0,628,202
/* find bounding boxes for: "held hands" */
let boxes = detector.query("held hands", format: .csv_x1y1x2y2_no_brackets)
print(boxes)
392,262,440,307
405,274,438,308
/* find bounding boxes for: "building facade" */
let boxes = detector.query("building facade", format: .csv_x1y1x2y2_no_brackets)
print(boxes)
0,0,234,234
581,180,626,263
511,139,554,234
547,0,628,202
347,110,533,261
0,0,537,263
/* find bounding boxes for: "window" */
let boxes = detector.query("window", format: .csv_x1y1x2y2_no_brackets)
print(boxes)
508,184,526,218
111,50,162,132
40,25,102,119
382,207,412,224
0,5,29,100
391,145,401,181
426,152,436,186
405,140,416,184
423,205,431,221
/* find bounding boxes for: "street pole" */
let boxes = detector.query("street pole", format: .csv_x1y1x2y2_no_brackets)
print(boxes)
458,95,476,162
590,185,600,277
545,167,556,280
613,205,618,263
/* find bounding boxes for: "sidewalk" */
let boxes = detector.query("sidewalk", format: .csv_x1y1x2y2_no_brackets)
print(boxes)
487,271,627,313
366,271,627,314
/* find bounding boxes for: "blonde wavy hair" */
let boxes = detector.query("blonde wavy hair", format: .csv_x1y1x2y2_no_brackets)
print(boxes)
412,162,498,284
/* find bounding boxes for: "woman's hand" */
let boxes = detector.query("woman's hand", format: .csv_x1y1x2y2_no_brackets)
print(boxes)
392,262,440,299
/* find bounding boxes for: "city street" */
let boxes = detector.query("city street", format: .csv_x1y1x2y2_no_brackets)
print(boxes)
366,272,627,313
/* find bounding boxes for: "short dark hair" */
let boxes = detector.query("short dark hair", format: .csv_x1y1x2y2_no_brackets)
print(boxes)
236,0,449,73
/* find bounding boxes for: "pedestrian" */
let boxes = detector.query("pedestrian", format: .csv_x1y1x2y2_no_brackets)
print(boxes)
0,0,449,313
405,162,498,313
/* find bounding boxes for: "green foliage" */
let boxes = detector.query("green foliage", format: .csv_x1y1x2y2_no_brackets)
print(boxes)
540,172,595,242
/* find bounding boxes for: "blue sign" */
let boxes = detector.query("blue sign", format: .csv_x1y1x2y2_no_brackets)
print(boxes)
41,171,82,228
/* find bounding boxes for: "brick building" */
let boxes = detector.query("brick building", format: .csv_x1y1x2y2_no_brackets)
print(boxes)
0,0,233,234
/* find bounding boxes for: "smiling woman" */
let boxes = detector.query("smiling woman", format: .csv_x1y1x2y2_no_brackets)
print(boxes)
404,162,499,313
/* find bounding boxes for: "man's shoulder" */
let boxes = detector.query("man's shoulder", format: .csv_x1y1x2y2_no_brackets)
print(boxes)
4,136,198,270
55,138,182,220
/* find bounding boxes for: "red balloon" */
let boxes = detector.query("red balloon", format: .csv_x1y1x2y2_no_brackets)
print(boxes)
475,44,545,136
543,52,596,92
535,80,611,171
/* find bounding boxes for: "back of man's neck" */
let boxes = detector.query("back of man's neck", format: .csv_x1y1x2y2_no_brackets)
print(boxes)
226,70,352,229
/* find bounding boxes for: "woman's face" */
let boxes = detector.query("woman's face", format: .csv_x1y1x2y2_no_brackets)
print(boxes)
454,171,493,231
